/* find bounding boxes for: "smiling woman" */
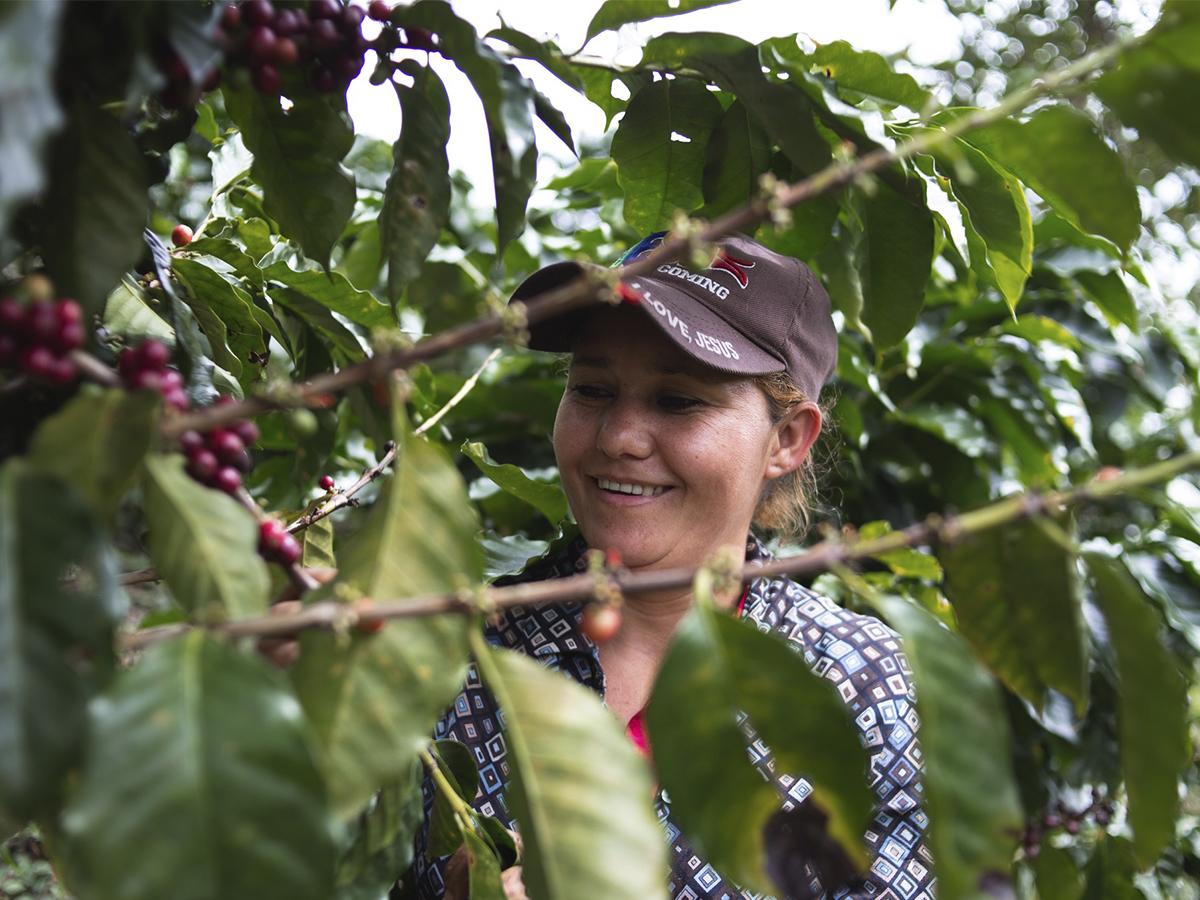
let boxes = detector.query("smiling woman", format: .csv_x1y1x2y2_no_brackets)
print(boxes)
412,233,935,900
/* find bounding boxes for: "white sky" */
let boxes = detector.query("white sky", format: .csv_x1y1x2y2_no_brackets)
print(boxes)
346,0,1163,210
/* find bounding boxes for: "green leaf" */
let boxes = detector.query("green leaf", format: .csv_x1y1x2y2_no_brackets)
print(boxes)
962,105,1141,253
0,0,64,248
263,259,392,332
858,522,943,580
391,2,536,254
28,387,159,522
427,739,481,857
477,645,668,900
940,519,1087,711
533,89,575,154
701,100,771,219
856,183,934,349
463,828,506,900
585,0,737,43
301,516,336,570
271,288,368,363
223,88,356,267
102,277,176,344
1081,835,1142,900
805,41,931,109
872,596,1022,900
1032,845,1084,900
1084,552,1189,866
647,597,874,894
141,455,271,621
937,138,1033,312
486,28,583,92
172,256,270,380
1075,270,1138,331
611,78,724,232
291,423,480,819
462,441,569,527
0,461,121,822
60,632,337,900
382,64,451,305
1093,3,1200,170
894,404,991,459
38,102,149,315
334,764,423,900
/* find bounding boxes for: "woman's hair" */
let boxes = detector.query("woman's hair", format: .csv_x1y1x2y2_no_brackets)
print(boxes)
752,371,832,541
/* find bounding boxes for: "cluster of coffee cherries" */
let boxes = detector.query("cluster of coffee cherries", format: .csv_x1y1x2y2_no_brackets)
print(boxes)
258,518,302,566
1020,790,1115,859
118,340,190,411
218,0,375,96
178,402,260,496
0,296,84,385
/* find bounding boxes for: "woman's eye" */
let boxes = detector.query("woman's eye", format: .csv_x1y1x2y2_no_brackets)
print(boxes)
658,394,701,412
570,384,611,400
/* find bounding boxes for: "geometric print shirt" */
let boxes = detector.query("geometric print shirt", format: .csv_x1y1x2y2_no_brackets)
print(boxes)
410,534,936,899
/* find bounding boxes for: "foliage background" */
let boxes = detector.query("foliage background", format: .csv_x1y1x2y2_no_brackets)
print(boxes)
1,0,1199,898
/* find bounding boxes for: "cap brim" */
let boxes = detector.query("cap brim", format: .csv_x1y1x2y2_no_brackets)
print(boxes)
512,262,784,376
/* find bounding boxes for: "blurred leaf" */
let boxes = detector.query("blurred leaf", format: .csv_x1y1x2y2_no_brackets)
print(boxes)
301,517,336,570
463,827,506,900
478,645,668,900
977,396,1059,486
701,100,771,219
805,40,931,109
937,138,1032,312
894,404,991,458
142,455,271,621
480,533,551,582
38,102,149,316
337,220,383,293
403,260,483,335
941,519,1087,711
1001,315,1080,349
263,260,391,331
857,183,934,350
1032,845,1084,900
963,105,1140,253
61,632,337,900
859,522,943,580
223,88,356,267
873,596,1022,900
173,256,269,380
533,89,575,154
0,0,63,248
611,77,723,232
392,2,536,254
1093,3,1200,170
28,387,159,522
382,64,451,305
1075,270,1138,331
584,0,737,42
102,277,176,344
1081,835,1142,900
427,739,481,857
0,461,121,822
291,417,481,819
1084,552,1189,866
334,765,423,900
462,441,568,527
647,594,874,894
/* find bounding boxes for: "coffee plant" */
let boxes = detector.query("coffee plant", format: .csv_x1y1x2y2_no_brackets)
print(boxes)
1,0,1198,898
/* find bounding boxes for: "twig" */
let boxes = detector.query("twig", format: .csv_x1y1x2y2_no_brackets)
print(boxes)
157,36,1134,442
120,448,1200,651
414,347,502,438
230,486,319,593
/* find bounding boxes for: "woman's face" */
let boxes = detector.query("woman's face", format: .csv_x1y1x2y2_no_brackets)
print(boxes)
552,306,805,572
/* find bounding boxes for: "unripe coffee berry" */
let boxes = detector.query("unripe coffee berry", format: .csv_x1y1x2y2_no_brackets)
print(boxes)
582,604,622,644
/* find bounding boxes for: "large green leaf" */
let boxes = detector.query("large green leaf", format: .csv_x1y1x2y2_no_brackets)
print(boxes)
223,88,356,267
0,0,64,248
291,422,480,819
584,0,737,42
1084,552,1189,866
804,40,931,109
873,596,1022,900
477,644,668,900
102,277,176,344
856,184,934,350
1093,1,1200,170
172,256,269,382
936,138,1033,313
962,105,1141,253
0,461,121,822
486,28,583,92
940,520,1087,711
382,64,451,305
700,100,771,219
611,78,723,232
60,632,337,900
263,260,392,332
334,764,423,900
648,597,875,894
141,455,271,621
38,102,149,315
462,441,569,527
28,387,159,522
391,1,536,254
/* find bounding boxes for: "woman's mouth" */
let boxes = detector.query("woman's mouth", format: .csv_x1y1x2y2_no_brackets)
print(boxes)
595,477,669,498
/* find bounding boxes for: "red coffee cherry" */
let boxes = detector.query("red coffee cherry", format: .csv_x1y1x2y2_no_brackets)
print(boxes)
214,466,243,493
319,474,335,491
367,0,391,21
171,224,194,247
582,604,622,644
242,0,275,27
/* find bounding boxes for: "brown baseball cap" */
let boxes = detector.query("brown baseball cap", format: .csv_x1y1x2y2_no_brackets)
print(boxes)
510,231,838,400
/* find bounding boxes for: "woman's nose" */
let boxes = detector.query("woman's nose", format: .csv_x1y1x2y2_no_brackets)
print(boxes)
596,400,653,459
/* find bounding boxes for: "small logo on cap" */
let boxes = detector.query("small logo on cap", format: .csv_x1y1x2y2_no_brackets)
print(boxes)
706,250,755,288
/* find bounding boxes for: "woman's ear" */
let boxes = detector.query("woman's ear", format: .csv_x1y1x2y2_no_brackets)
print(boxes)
764,402,822,480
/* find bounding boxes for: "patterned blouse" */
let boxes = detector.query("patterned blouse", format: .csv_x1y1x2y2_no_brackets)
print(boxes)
411,535,936,899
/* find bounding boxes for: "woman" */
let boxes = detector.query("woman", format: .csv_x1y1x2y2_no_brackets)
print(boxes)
413,232,934,899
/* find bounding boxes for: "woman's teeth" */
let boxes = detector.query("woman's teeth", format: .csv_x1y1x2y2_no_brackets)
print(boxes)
597,478,666,497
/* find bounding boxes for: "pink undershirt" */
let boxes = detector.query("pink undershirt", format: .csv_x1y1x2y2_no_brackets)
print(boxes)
624,585,750,755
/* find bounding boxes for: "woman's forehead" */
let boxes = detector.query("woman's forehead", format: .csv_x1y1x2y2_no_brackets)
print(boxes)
567,307,733,383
